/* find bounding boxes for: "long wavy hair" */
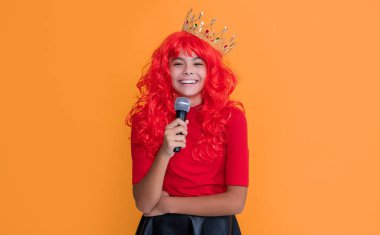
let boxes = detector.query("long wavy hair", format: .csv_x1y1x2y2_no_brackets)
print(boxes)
125,31,244,162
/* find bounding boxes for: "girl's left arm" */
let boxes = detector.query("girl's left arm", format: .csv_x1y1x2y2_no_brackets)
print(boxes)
145,186,248,217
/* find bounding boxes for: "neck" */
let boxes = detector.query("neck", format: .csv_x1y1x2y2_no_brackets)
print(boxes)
189,96,203,107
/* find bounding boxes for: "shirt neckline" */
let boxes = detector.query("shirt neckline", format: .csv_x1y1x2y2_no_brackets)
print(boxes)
189,103,203,112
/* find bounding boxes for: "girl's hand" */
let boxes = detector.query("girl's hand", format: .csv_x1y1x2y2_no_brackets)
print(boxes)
143,191,171,217
158,118,189,158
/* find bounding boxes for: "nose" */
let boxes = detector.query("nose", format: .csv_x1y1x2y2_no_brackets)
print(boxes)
183,64,194,75
183,71,193,75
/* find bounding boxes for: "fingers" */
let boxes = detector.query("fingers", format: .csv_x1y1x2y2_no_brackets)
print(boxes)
166,118,188,130
173,125,188,136
160,118,190,158
167,135,186,147
165,119,188,136
163,133,186,150
164,126,187,138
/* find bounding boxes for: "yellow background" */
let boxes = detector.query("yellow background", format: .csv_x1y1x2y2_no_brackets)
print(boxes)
1,0,379,234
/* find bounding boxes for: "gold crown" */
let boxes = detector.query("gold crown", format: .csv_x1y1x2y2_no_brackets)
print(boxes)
182,9,236,55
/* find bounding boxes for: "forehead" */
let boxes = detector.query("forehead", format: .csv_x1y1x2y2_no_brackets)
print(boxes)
170,50,203,61
178,49,197,57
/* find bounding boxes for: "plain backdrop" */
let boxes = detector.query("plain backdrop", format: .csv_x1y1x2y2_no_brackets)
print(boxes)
1,0,379,234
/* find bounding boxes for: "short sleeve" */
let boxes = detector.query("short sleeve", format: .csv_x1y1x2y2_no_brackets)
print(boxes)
131,120,155,185
225,107,249,186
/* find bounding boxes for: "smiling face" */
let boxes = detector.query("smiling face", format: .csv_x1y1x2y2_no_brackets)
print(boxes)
169,50,207,107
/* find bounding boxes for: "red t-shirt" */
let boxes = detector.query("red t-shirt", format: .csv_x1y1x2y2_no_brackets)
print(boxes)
131,104,249,196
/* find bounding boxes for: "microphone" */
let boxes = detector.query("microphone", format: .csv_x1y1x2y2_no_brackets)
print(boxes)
173,97,190,152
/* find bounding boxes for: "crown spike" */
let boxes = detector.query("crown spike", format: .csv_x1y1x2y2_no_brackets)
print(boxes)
217,26,228,37
190,14,195,22
229,35,236,43
186,8,193,17
198,11,203,20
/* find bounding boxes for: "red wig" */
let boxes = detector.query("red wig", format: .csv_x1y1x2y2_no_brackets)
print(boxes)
125,31,244,162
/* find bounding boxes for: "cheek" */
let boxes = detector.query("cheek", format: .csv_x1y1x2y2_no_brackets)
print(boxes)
169,69,176,82
170,67,181,78
200,69,207,80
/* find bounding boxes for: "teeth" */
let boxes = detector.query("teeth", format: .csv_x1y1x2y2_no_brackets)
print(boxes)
181,80,197,84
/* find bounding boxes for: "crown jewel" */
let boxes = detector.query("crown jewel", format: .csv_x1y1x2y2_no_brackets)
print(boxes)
182,9,236,55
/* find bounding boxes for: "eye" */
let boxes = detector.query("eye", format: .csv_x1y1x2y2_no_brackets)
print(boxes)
194,62,204,66
172,62,183,66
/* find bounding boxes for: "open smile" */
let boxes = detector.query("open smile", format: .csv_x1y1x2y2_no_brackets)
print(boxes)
179,79,199,85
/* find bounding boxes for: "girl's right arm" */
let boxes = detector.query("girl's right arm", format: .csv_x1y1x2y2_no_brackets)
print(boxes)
132,118,188,214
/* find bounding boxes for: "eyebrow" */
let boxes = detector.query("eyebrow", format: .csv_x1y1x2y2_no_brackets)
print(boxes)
171,57,203,61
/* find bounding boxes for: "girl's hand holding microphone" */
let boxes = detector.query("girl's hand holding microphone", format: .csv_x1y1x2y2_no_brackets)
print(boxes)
158,118,189,158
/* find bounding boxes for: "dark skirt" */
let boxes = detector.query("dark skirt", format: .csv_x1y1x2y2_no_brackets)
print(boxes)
135,213,242,235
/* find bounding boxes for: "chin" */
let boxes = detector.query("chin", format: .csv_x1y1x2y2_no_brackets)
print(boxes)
175,89,199,97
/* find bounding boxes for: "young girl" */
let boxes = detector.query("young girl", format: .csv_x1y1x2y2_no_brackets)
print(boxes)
126,9,249,235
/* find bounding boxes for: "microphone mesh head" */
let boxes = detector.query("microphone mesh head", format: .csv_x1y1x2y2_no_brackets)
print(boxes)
174,97,190,112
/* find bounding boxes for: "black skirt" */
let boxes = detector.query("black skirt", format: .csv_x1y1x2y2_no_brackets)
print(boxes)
135,213,242,235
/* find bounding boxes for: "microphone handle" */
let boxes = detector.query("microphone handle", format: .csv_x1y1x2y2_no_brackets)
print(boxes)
173,110,187,152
